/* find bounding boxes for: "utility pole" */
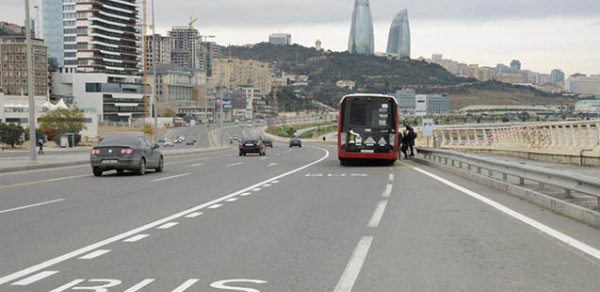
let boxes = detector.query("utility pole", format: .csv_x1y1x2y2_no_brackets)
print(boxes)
151,0,158,144
25,0,36,161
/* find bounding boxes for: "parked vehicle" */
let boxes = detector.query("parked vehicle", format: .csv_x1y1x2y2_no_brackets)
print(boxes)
90,135,163,176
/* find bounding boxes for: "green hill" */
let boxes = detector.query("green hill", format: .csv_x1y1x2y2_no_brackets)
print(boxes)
228,43,577,108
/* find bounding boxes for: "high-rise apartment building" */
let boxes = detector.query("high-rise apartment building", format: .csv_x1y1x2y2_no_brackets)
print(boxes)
38,0,64,68
567,75,600,96
169,26,202,69
269,33,292,45
146,34,171,66
0,37,48,96
510,60,522,71
62,0,140,75
211,58,271,96
551,69,565,86
348,0,374,55
386,9,410,59
201,42,222,77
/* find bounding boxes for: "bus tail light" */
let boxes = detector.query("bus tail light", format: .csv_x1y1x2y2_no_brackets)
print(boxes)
340,133,346,145
389,134,396,146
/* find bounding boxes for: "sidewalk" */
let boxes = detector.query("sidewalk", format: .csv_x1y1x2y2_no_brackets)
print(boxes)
0,146,231,173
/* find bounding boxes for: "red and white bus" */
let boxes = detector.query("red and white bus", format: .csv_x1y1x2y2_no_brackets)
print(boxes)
337,94,399,165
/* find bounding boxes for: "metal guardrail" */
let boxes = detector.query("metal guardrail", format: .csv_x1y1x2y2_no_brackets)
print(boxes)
417,148,600,208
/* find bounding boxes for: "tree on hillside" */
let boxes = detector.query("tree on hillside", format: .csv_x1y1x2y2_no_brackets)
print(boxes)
39,109,85,142
0,123,25,148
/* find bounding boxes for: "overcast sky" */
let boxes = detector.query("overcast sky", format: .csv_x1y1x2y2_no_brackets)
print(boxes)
1,0,599,75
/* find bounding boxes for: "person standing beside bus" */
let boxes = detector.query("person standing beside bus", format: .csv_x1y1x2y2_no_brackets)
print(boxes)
406,126,417,157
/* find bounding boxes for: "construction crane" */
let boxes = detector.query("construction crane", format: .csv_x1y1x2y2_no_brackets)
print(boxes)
189,17,197,28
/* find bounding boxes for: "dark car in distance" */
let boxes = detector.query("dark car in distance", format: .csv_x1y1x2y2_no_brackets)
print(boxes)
90,136,164,176
239,136,266,156
289,138,302,148
262,137,273,148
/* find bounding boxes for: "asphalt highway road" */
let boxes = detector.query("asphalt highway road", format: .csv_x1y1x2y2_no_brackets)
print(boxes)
1,139,599,291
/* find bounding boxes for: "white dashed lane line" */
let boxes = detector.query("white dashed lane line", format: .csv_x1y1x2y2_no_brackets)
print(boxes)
185,163,204,168
368,201,388,228
208,204,223,209
382,184,393,197
185,212,203,218
333,236,374,292
263,184,272,187
123,234,149,243
388,173,394,182
226,162,244,167
252,188,262,192
157,222,179,229
0,198,65,215
78,250,111,260
267,163,278,167
10,271,58,286
240,192,252,197
152,173,191,183
225,198,238,202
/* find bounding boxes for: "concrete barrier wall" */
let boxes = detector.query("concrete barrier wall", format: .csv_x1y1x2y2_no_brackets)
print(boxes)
416,120,600,166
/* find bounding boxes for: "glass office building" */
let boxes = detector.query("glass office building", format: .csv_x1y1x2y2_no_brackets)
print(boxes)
348,0,374,55
386,10,411,59
40,0,64,67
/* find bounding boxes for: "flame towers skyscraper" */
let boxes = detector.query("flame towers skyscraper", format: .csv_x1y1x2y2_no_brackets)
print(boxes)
348,0,375,55
386,10,411,59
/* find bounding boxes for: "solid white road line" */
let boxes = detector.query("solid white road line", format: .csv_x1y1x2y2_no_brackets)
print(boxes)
157,222,179,229
123,234,149,243
78,249,111,260
171,279,199,292
382,184,393,197
152,173,191,183
388,173,394,182
368,201,388,228
0,147,330,286
240,192,252,197
225,198,238,202
333,236,374,292
185,212,203,218
405,163,600,261
123,279,156,292
10,271,58,286
208,204,223,209
226,162,244,167
0,198,65,215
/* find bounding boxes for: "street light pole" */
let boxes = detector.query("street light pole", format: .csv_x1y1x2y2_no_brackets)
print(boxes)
151,0,158,144
25,0,37,161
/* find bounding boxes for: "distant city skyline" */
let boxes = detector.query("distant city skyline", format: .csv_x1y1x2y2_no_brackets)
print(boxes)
0,0,598,75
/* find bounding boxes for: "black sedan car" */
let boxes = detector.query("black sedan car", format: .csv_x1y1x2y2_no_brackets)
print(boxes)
289,138,302,148
239,136,266,156
90,136,164,176
262,137,273,148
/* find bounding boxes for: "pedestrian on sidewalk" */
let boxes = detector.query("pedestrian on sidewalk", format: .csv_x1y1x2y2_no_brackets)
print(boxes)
400,130,409,159
37,138,45,155
406,126,417,157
